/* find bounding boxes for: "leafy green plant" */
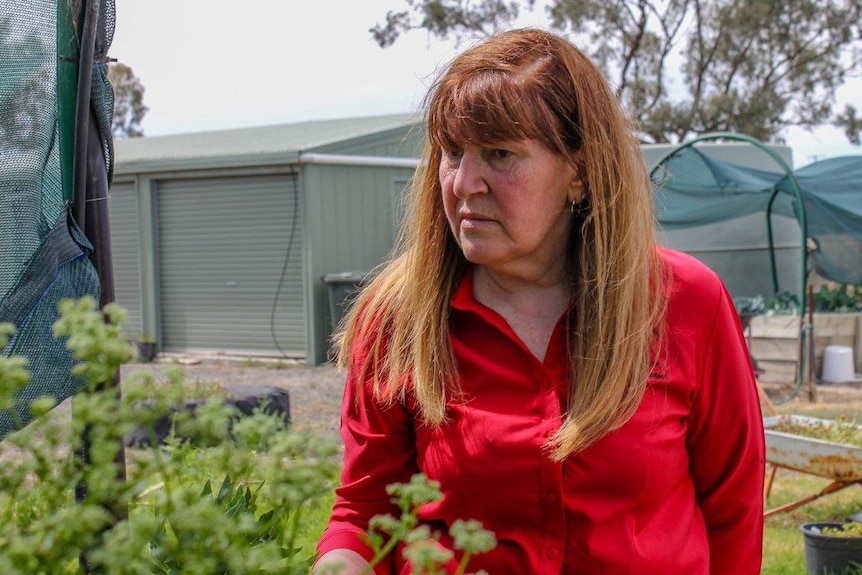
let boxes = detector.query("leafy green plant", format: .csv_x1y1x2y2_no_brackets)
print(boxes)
764,291,801,315
0,298,496,574
733,295,766,317
0,297,340,574
363,474,496,575
814,284,862,313
822,522,862,538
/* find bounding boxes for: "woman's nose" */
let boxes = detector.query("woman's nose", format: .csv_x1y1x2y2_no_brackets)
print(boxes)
452,151,488,198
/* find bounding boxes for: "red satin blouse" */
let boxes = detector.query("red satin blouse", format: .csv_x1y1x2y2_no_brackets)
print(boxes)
317,248,765,574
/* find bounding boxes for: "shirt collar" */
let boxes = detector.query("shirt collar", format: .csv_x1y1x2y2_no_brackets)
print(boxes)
450,266,527,338
451,265,477,312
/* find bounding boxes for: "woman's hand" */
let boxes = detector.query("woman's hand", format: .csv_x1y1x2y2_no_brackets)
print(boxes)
312,549,374,575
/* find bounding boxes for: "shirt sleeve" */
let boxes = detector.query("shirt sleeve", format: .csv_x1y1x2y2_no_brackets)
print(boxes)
316,344,420,575
687,281,766,575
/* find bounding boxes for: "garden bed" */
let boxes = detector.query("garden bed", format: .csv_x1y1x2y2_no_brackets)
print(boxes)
748,313,861,384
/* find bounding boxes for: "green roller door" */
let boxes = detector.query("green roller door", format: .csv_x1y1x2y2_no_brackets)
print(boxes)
108,181,143,339
156,174,305,356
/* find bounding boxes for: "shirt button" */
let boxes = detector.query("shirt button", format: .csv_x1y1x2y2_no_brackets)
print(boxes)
547,547,560,560
547,491,559,503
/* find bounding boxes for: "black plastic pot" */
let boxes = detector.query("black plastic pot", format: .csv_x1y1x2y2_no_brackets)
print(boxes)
801,522,862,575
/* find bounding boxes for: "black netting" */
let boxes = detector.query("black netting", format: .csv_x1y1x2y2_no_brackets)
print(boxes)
0,0,115,439
91,0,115,182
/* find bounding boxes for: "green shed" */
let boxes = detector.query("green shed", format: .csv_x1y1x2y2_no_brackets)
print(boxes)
112,114,423,365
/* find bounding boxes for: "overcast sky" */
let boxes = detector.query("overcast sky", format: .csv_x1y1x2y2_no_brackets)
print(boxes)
110,0,861,166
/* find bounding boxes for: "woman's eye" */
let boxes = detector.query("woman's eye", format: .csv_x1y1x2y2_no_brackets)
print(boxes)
490,149,512,160
445,148,463,159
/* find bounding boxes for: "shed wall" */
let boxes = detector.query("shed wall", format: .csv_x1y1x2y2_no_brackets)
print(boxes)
302,163,416,363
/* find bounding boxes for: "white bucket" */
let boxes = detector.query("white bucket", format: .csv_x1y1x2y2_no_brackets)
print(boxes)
821,345,856,383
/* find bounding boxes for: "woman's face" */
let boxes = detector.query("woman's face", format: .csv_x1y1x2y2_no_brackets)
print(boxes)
439,137,583,281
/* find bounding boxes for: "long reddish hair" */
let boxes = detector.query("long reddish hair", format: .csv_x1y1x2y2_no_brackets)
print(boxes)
337,28,666,458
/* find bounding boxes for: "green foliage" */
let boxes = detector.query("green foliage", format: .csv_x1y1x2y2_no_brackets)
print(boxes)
821,522,862,538
371,0,862,145
53,297,136,388
733,295,766,317
0,323,32,426
0,299,496,574
370,0,527,48
364,474,496,575
734,285,861,318
0,298,340,574
764,291,802,315
814,284,862,313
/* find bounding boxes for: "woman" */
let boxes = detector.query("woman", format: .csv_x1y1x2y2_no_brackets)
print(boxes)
315,28,764,575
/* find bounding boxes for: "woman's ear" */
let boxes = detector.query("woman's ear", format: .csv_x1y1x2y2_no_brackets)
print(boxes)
567,156,586,204
568,173,586,205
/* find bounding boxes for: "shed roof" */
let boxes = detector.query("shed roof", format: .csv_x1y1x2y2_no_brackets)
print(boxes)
113,113,420,175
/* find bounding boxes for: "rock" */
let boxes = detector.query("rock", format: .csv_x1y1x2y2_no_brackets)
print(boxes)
125,386,291,448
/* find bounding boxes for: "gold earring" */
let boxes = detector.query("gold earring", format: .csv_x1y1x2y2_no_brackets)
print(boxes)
570,200,576,214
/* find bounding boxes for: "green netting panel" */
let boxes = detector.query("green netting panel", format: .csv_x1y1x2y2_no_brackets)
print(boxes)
651,148,786,229
652,147,862,287
0,219,99,433
776,156,862,286
0,0,114,439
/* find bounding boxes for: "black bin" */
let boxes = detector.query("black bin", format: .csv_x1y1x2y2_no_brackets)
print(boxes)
323,272,369,332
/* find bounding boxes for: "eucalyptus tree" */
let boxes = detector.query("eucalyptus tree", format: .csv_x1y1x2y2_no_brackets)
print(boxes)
107,62,147,138
371,0,862,144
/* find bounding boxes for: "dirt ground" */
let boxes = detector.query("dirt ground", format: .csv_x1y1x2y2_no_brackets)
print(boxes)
4,355,861,456
760,379,862,417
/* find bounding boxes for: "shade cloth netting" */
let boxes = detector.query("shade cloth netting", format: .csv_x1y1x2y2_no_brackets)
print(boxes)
651,148,862,286
0,0,115,439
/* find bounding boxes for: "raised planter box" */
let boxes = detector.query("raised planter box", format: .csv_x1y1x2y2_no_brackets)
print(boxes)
763,415,862,481
748,314,861,384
